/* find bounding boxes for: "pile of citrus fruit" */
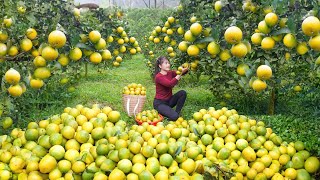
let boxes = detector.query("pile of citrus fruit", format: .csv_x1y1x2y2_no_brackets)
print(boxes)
135,109,163,125
0,104,319,179
122,83,146,96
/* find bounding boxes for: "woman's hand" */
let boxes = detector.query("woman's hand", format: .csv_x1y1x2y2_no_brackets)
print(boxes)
181,67,189,76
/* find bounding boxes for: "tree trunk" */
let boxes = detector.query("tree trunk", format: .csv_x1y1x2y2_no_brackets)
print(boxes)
85,62,88,78
268,82,276,115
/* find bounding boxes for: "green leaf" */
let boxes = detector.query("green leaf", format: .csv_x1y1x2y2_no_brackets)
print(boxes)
287,18,296,33
264,60,271,67
195,37,215,44
175,145,182,156
26,14,37,26
193,127,200,137
271,28,291,36
245,69,253,78
76,43,94,50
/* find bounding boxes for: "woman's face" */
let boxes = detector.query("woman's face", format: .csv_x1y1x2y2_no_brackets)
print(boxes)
159,59,171,71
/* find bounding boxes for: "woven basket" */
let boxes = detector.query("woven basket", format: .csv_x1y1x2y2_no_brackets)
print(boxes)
122,94,146,117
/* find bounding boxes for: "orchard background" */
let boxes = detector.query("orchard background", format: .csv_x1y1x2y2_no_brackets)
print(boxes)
0,0,319,179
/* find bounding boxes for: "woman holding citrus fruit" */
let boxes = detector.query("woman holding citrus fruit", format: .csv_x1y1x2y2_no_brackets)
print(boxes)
153,56,188,121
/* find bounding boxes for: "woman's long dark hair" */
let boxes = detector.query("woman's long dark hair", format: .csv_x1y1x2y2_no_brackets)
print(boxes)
153,56,168,79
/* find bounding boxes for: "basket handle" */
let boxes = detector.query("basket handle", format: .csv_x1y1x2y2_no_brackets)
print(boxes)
133,97,140,117
126,97,131,116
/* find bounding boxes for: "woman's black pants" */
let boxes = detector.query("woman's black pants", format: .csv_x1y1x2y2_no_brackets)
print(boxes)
153,90,187,121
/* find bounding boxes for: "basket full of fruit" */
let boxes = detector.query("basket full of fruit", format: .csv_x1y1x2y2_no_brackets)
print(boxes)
135,109,163,125
122,83,146,117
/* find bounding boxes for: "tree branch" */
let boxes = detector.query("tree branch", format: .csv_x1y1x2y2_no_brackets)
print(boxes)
142,0,149,8
3,51,29,61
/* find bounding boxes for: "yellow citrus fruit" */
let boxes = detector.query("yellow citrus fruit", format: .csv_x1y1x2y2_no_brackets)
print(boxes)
252,79,267,92
95,38,106,50
69,47,82,61
90,52,102,64
108,111,121,123
296,42,309,55
284,167,297,179
294,141,305,151
296,169,311,180
118,38,125,45
207,41,220,55
33,56,46,67
5,68,20,85
101,49,112,60
9,156,25,173
258,20,271,34
30,79,44,89
61,126,75,139
184,30,196,42
304,156,320,173
8,46,18,56
177,27,184,34
75,130,90,144
265,12,278,27
154,38,160,43
178,41,188,52
308,35,320,51
279,154,290,165
0,43,8,56
119,45,126,53
278,18,287,28
283,33,297,48
237,64,249,76
72,160,86,173
48,30,66,48
215,1,222,12
224,26,243,44
261,37,275,50
256,65,272,80
41,46,59,61
26,28,37,40
89,30,101,43
130,48,137,55
246,168,257,179
2,117,13,129
117,159,132,173
187,45,200,56
181,158,196,174
58,54,69,66
219,49,231,61
49,145,65,160
34,67,51,79
39,155,57,173
231,42,247,58
251,33,263,45
190,22,202,36
8,84,23,97
168,16,175,24
109,168,126,180
20,38,33,51
272,34,283,42
107,36,114,43
117,27,124,34
0,30,9,41
301,16,320,36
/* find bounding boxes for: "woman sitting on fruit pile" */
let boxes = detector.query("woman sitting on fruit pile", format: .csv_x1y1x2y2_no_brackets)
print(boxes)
153,56,188,121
